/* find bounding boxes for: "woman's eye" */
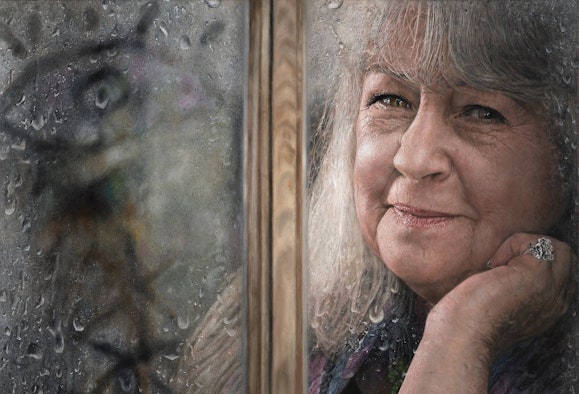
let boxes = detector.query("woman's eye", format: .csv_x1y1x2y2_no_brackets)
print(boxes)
370,94,412,109
462,105,506,124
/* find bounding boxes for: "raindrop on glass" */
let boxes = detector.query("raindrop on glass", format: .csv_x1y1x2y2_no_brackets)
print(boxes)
53,334,64,354
95,88,110,109
21,217,31,232
31,114,46,131
204,0,222,8
177,315,189,330
0,290,7,302
73,316,86,332
163,352,179,361
327,0,343,9
179,35,192,50
159,21,168,37
225,327,237,337
34,295,44,309
119,373,135,392
4,199,16,216
4,327,10,336
0,145,9,161
369,306,384,323
15,95,26,106
26,343,43,360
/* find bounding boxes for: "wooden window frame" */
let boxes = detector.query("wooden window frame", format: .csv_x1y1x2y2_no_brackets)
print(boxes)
246,0,305,392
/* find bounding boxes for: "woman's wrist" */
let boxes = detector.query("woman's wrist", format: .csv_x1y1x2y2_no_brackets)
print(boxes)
399,301,496,393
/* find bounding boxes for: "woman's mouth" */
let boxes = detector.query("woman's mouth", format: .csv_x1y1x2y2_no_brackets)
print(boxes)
390,204,456,228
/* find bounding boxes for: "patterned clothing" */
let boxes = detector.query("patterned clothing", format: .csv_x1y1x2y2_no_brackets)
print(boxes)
308,309,575,393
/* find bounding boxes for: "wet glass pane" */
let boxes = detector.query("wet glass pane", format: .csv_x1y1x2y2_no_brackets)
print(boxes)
0,1,247,392
307,1,579,393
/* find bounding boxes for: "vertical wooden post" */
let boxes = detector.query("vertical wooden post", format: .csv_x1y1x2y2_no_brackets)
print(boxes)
246,0,272,392
271,0,305,393
247,0,304,392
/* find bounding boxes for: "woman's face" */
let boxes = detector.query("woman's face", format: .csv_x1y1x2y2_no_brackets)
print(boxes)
354,71,565,304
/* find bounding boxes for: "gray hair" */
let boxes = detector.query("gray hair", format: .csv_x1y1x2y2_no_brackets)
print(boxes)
308,0,578,355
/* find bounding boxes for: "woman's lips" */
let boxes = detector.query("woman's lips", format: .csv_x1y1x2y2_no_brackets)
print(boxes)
390,204,456,228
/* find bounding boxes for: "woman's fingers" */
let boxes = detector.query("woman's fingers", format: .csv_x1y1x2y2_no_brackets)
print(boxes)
489,233,571,273
480,233,575,345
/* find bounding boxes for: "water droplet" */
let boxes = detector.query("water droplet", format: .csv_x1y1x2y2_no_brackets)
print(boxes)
53,335,64,354
95,89,110,109
73,317,86,332
4,327,10,336
13,174,23,188
21,217,31,232
391,316,400,324
26,343,43,360
563,75,572,85
31,114,46,131
179,35,191,50
159,21,168,37
225,327,237,337
0,145,9,161
15,95,26,106
327,0,343,9
5,199,16,216
11,140,26,151
119,373,135,392
163,352,179,361
369,306,384,323
223,315,237,325
0,290,6,302
34,295,44,309
177,315,189,330
204,0,221,8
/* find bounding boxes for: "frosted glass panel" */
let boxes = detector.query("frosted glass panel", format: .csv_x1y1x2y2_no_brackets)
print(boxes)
0,1,247,392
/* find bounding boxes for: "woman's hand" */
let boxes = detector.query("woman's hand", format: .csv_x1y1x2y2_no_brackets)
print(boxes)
400,233,576,393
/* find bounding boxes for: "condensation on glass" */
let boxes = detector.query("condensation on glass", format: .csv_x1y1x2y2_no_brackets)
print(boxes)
0,1,247,392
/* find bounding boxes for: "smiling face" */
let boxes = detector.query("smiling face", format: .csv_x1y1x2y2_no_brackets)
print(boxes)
354,70,565,304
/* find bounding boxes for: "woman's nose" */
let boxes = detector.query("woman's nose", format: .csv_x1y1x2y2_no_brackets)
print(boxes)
392,108,453,181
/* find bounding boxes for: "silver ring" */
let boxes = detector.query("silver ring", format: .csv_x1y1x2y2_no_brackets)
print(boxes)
527,237,555,261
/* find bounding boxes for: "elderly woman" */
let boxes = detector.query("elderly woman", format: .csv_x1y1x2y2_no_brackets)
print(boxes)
308,0,578,393
178,0,579,392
